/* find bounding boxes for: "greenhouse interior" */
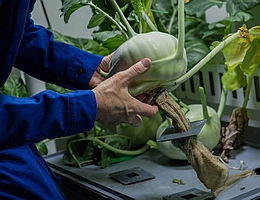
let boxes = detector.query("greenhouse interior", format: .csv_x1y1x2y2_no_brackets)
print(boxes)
1,0,260,199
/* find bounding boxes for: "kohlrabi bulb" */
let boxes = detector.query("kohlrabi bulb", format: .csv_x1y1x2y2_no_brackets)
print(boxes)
109,31,187,96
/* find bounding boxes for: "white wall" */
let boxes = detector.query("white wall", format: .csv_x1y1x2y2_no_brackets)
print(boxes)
32,0,95,38
25,0,96,97
205,5,228,23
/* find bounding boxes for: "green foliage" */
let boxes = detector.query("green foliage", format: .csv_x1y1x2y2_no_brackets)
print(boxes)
185,0,260,17
58,0,260,166
215,26,260,92
60,0,90,23
52,29,110,55
153,0,260,69
92,31,126,52
62,125,133,168
0,76,28,97
35,141,49,155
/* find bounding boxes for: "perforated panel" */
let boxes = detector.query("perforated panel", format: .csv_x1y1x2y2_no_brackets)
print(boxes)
174,63,260,129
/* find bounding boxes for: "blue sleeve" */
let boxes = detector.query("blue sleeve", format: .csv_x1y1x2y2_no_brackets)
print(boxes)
0,1,104,150
0,90,97,150
14,5,103,90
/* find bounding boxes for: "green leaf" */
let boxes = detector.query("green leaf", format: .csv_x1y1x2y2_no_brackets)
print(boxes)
87,13,106,29
62,134,98,167
172,178,185,185
185,0,225,18
241,38,260,75
60,0,90,23
101,148,113,168
185,39,210,68
46,83,72,94
131,0,143,17
224,11,253,22
92,31,120,42
226,0,260,16
221,35,251,67
92,31,126,52
104,135,130,151
35,141,48,155
0,77,28,97
52,29,110,55
221,66,247,91
184,0,260,17
102,35,126,52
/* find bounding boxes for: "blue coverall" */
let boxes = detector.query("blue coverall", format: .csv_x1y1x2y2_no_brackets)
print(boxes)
0,0,103,199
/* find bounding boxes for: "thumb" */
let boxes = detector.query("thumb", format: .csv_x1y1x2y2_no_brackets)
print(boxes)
121,58,151,84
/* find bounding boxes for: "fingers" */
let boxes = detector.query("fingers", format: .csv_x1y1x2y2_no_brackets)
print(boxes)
128,114,142,127
98,53,114,72
124,103,158,126
94,57,157,127
137,103,159,118
120,58,151,85
135,93,153,104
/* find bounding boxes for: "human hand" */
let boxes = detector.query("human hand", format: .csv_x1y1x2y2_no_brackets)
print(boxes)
88,53,113,89
93,58,158,126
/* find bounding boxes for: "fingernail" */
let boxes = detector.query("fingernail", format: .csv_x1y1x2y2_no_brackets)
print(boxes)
141,58,151,68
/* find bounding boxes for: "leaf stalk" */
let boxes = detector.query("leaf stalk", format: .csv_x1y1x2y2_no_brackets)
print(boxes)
109,0,137,37
174,31,240,86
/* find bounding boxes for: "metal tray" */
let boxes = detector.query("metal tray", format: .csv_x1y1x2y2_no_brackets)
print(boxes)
45,143,260,200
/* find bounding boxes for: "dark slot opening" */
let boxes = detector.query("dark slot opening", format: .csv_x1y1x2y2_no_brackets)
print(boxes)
180,194,215,200
209,72,215,96
190,76,195,93
254,76,260,102
199,71,204,88
125,172,139,178
253,166,260,175
181,194,197,199
219,72,223,91
232,90,237,99
181,82,186,92
252,197,260,200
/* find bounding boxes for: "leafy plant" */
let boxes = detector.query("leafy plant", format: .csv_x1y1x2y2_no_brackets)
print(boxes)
58,0,260,195
0,76,28,97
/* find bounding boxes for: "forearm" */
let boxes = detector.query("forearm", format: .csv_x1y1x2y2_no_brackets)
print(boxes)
14,17,103,90
0,90,96,150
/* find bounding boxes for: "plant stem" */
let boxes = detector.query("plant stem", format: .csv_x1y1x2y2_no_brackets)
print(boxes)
242,65,258,108
167,0,177,33
217,86,228,118
87,136,150,156
141,0,156,32
88,2,128,39
175,0,185,57
109,0,137,37
141,10,158,31
174,30,240,86
169,92,190,112
199,87,209,121
68,141,83,168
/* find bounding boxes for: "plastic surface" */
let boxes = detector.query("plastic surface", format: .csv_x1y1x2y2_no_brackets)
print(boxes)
45,143,260,200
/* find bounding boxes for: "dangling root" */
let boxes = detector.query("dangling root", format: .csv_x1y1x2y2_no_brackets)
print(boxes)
153,89,255,196
214,169,255,196
184,138,229,195
184,138,255,196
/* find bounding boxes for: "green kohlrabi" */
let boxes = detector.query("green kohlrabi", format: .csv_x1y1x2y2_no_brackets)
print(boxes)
108,0,187,96
117,112,163,148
